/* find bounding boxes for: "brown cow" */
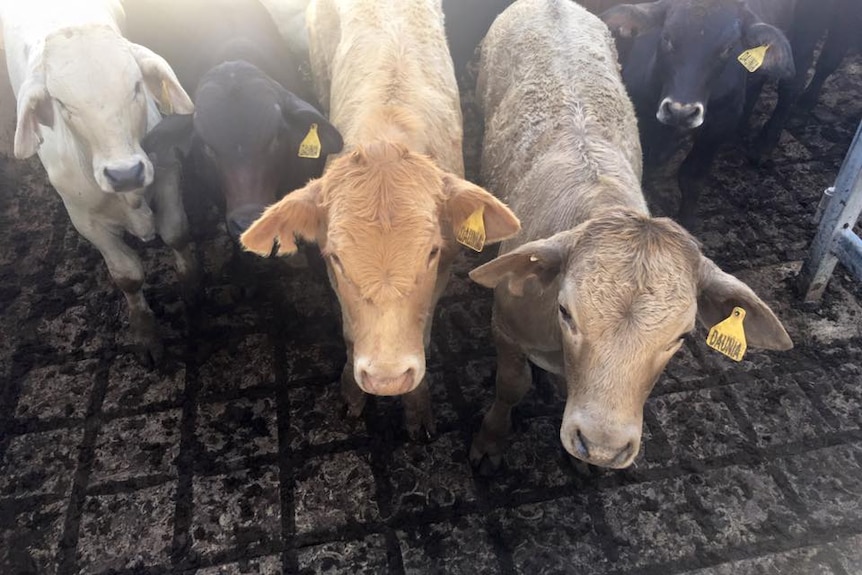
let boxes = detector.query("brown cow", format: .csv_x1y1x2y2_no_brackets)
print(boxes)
469,0,792,471
241,0,520,439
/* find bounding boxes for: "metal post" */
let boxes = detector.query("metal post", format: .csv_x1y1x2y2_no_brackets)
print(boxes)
798,120,862,301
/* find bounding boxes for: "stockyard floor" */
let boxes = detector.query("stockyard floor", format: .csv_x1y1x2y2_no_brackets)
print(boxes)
2,56,862,575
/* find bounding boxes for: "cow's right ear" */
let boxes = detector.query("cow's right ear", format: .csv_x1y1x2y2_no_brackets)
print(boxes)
128,43,194,115
600,1,667,39
240,179,323,257
469,230,577,296
14,69,54,159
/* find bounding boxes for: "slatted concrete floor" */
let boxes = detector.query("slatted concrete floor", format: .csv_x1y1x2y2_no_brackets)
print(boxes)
1,59,861,575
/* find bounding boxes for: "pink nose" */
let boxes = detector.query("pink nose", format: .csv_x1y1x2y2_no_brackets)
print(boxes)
359,369,416,396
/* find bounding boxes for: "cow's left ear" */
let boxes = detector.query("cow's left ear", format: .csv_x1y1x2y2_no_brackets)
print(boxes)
278,87,344,157
697,256,793,350
14,59,54,159
127,43,195,115
742,23,795,79
443,174,521,245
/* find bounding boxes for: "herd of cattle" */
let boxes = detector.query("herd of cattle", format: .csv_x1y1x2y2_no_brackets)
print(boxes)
1,0,856,472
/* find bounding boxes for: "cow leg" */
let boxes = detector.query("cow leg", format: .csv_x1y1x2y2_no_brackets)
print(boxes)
469,325,531,474
151,160,200,301
65,206,163,367
340,343,367,419
403,379,435,442
737,75,766,137
798,27,852,111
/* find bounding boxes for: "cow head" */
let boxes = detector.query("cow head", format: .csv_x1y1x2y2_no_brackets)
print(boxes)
192,61,343,239
14,25,193,192
470,210,791,468
602,0,794,128
240,141,521,396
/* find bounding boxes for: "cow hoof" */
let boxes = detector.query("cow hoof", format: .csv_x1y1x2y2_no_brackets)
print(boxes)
406,420,436,443
342,395,367,420
134,337,165,368
469,436,503,475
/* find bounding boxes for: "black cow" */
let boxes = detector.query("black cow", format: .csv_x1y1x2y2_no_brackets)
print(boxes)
126,0,343,239
752,0,862,161
601,0,796,227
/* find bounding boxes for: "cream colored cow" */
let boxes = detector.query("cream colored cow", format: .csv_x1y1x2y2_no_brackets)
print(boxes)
241,0,520,438
2,0,194,365
469,0,792,470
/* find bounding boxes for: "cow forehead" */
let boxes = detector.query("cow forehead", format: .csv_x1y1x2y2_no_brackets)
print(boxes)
44,27,139,101
666,0,741,33
564,217,700,335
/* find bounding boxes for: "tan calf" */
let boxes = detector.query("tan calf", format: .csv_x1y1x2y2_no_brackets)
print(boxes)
241,0,520,438
469,0,791,470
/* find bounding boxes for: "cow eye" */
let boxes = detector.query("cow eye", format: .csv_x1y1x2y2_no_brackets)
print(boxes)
666,332,688,352
559,304,577,332
428,246,440,266
661,34,673,52
268,135,280,154
202,144,217,160
329,253,343,272
719,44,734,59
133,80,143,99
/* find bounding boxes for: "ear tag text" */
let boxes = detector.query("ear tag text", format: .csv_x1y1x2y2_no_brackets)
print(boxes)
737,45,769,73
457,206,486,252
706,306,747,361
298,123,322,159
160,80,174,115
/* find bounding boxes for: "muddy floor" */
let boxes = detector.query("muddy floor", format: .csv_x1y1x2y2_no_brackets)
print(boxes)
1,48,862,575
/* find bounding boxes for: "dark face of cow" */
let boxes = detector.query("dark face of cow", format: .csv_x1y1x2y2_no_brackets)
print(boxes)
192,61,343,238
602,0,795,129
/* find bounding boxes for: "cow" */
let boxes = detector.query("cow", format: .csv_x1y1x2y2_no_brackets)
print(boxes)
123,0,343,239
752,0,862,161
240,0,521,439
469,0,792,472
1,0,195,365
600,0,796,227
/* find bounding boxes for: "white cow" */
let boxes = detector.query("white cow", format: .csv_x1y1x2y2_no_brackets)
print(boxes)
1,0,195,365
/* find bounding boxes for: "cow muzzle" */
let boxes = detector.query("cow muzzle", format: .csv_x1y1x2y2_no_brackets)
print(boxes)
97,155,154,193
354,356,424,396
657,98,705,129
561,414,641,469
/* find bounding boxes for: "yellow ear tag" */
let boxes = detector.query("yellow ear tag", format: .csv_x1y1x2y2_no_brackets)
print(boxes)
298,123,322,159
159,80,174,115
457,206,486,252
706,306,747,362
737,45,769,73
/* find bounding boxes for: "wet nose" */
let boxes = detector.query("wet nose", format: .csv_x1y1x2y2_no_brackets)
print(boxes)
227,205,265,239
568,428,637,469
355,356,422,396
104,161,146,192
657,98,705,128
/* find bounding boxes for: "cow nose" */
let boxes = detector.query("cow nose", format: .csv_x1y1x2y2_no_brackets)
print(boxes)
567,428,637,469
227,206,265,239
657,98,705,128
359,368,416,396
104,161,146,192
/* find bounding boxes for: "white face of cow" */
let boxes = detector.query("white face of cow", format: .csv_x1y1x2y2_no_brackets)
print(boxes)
13,25,193,193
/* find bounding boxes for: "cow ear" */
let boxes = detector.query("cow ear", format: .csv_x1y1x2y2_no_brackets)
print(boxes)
443,175,520,245
469,230,576,296
600,1,667,39
278,87,344,157
14,61,54,159
128,43,195,115
240,179,323,257
142,114,194,165
742,23,795,79
697,256,793,350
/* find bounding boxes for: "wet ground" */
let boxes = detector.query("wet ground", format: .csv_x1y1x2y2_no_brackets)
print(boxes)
1,45,862,575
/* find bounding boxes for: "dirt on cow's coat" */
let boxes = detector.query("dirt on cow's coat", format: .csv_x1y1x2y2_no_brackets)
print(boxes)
1,52,861,575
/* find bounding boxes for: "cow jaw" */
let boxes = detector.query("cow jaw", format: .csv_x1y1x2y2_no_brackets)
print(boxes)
43,26,154,193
